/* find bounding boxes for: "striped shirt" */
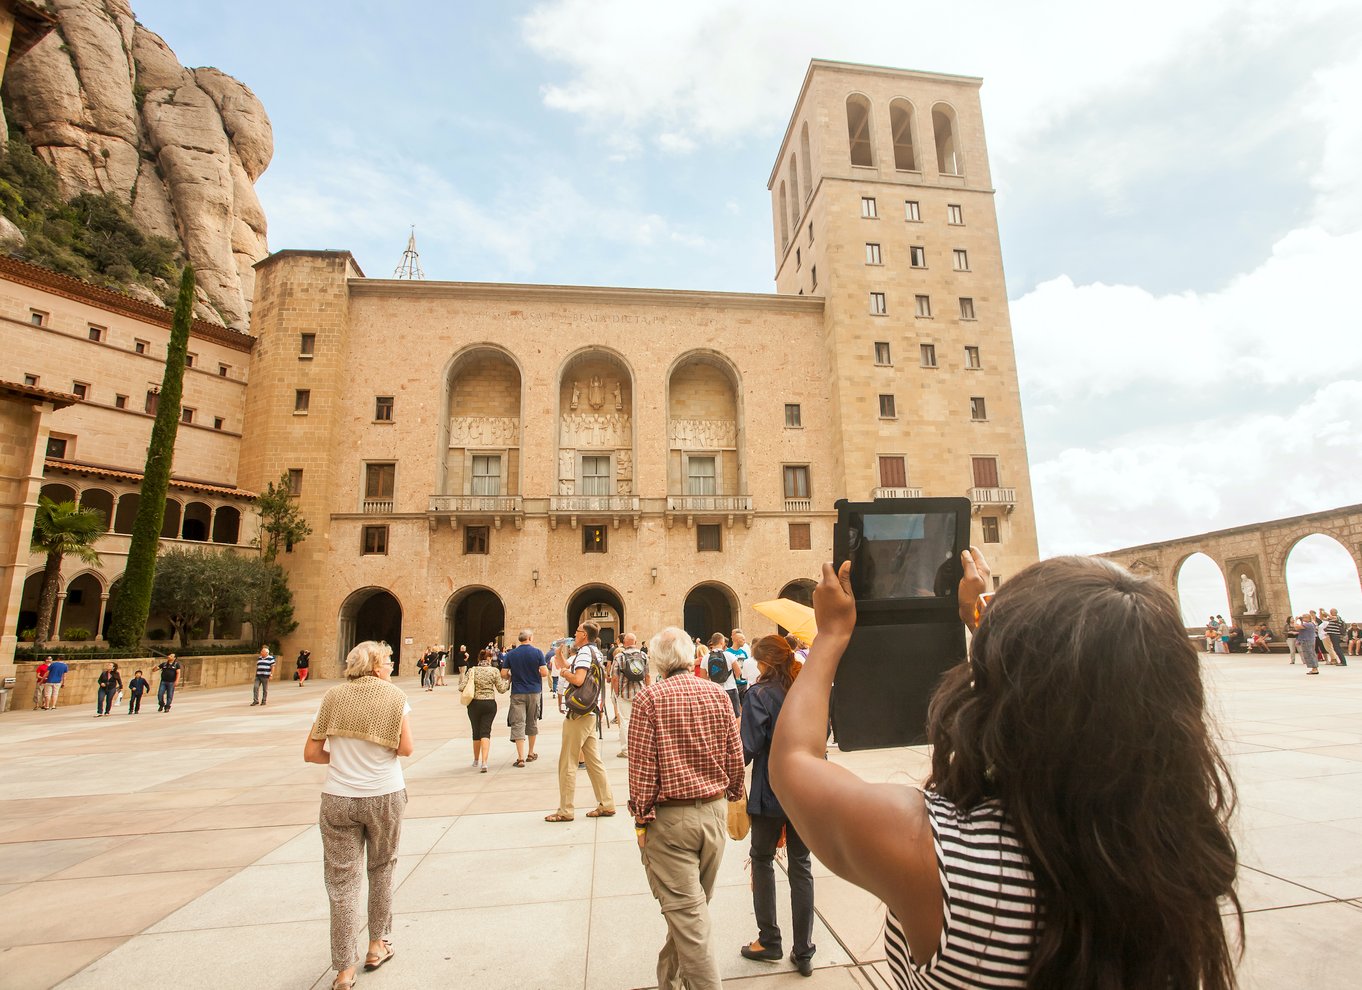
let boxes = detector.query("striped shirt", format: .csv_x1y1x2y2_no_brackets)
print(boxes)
255,654,276,677
885,791,1039,989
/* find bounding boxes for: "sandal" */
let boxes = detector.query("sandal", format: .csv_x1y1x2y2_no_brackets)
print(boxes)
586,807,616,818
332,980,354,990
513,759,525,767
364,940,394,971
544,813,574,822
526,753,539,762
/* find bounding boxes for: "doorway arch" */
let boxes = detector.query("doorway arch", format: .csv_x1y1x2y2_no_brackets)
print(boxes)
1174,552,1230,628
338,587,403,674
1284,533,1362,617
565,584,624,651
445,586,506,656
775,579,816,636
683,582,738,645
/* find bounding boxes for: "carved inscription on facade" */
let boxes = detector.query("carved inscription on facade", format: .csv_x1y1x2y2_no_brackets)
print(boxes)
448,417,520,447
561,413,631,449
669,419,737,448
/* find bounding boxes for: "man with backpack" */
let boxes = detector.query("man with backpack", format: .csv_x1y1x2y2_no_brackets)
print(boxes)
613,632,650,758
705,632,742,718
545,621,617,822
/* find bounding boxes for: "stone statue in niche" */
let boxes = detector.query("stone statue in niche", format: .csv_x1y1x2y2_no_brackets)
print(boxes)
668,418,736,449
1240,573,1259,613
558,479,574,495
559,449,575,480
448,416,519,447
588,376,606,410
616,450,632,479
612,380,623,411
570,381,581,410
617,478,631,496
560,412,631,449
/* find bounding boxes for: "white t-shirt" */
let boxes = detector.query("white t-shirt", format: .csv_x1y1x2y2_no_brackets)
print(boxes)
320,701,411,798
729,645,757,685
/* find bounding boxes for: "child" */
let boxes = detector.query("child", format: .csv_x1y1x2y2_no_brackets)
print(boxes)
127,669,150,714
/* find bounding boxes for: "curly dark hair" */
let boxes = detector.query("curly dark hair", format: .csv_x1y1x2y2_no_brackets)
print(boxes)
925,555,1242,989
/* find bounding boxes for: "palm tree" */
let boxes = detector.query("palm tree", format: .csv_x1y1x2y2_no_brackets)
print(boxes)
30,496,106,645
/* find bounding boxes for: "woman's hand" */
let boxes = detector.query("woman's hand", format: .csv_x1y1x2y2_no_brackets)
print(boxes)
958,546,992,629
813,560,855,641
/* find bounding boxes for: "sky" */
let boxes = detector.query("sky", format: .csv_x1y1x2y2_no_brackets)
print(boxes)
132,0,1362,618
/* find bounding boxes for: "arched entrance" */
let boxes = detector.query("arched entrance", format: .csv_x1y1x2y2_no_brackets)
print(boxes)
446,587,506,657
566,584,624,651
338,588,403,674
776,579,816,636
16,572,43,639
1174,552,1229,629
684,582,737,645
1285,534,1362,617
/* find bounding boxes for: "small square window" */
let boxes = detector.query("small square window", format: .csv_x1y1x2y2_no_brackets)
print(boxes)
947,204,964,225
362,525,389,555
784,403,802,428
795,247,801,270
959,297,976,320
910,245,926,268
874,341,891,365
471,454,502,496
300,333,316,357
697,524,722,552
972,456,1000,489
970,396,987,421
905,200,920,222
287,468,303,495
114,393,127,409
878,394,897,419
185,353,196,369
465,525,490,555
879,455,908,488
920,344,937,368
583,524,608,554
375,396,394,422
915,295,932,318
219,364,230,377
365,463,396,500
134,339,149,355
71,382,88,400
88,325,104,342
294,389,310,414
808,221,814,242
23,373,38,387
213,417,224,430
29,310,47,326
180,407,194,424
953,249,970,271
145,390,159,414
861,196,878,219
788,522,811,550
810,265,817,291
982,515,1001,544
965,346,981,369
783,465,811,500
865,243,882,265
46,436,68,458
870,292,887,316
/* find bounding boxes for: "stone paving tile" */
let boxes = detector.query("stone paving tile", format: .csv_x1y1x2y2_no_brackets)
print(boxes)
0,836,118,884
0,937,127,989
1236,901,1362,988
48,824,310,880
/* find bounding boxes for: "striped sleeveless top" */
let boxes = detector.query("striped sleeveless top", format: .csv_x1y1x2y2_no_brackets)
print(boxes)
885,791,1039,988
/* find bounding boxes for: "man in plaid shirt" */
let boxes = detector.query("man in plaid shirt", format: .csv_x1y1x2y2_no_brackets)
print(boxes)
628,626,745,990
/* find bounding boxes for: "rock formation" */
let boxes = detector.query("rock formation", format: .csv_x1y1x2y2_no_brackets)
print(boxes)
2,0,272,328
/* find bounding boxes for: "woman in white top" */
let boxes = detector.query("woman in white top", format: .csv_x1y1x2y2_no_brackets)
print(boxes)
305,640,414,990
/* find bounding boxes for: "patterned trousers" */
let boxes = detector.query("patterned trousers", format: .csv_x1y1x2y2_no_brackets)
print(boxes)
319,789,407,971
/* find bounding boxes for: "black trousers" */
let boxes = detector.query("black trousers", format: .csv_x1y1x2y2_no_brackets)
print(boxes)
750,813,815,961
128,691,144,713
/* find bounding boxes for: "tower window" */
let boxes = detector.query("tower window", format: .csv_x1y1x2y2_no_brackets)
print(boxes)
465,525,490,555
219,364,230,377
686,455,717,496
375,396,394,422
134,339,149,355
915,295,932,318
870,292,887,316
846,94,874,167
788,523,811,550
697,525,722,552
920,344,937,367
362,525,389,555
953,249,970,271
970,397,987,421
874,342,891,365
71,382,89,400
583,525,608,554
24,373,38,386
904,200,920,222
959,297,976,320
180,407,194,424
46,436,68,458
910,246,926,268
982,515,1001,543
890,99,917,171
29,310,47,326
88,325,104,342
784,403,802,428
965,346,981,369
300,333,316,357
948,204,964,225
860,196,877,219
865,243,882,265
185,353,196,369
294,389,310,414
810,265,817,291
783,465,811,500
795,247,801,270
287,469,303,495
879,456,907,488
972,456,999,488
213,417,224,430
878,394,897,419
581,455,612,496
114,394,127,409
365,462,396,500
471,455,502,496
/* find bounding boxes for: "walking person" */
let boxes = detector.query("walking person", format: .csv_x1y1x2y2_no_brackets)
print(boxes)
435,646,447,686
1322,609,1347,666
296,649,311,686
156,653,182,711
1299,614,1321,674
32,656,50,710
252,645,277,705
545,621,616,822
613,633,649,757
739,634,816,976
304,640,413,990
500,630,548,767
94,662,122,717
127,669,150,714
41,655,69,710
459,648,509,772
1285,614,1300,664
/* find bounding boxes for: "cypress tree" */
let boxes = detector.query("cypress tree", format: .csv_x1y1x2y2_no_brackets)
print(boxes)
107,266,194,648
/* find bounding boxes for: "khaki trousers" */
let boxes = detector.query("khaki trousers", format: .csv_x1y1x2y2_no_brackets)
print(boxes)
556,712,615,817
640,799,727,990
319,789,407,971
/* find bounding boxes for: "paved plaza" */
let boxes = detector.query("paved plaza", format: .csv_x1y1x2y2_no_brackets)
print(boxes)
0,655,1360,989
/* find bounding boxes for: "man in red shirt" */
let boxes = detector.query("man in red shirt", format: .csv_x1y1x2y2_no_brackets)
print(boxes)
628,626,745,990
33,657,50,710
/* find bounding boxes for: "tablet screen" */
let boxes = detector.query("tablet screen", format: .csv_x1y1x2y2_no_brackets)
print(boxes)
849,511,958,601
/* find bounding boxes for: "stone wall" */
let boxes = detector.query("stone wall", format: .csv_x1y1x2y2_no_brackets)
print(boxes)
11,652,275,709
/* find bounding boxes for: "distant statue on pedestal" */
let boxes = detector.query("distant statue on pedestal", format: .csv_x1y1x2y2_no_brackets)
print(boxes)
1240,573,1259,613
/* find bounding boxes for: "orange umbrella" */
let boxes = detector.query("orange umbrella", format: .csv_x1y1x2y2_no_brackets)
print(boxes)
752,598,817,645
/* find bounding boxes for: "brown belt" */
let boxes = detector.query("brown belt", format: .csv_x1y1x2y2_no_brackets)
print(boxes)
657,793,725,807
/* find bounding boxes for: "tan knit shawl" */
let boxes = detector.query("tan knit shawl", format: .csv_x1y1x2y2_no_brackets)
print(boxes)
310,676,406,750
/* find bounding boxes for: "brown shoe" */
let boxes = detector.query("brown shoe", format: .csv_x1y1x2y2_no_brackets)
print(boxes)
586,807,616,818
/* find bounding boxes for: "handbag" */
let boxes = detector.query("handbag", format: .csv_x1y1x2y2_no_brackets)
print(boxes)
726,799,751,840
460,671,476,705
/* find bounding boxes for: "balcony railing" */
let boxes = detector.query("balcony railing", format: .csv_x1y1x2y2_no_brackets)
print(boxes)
362,498,394,514
968,487,1017,512
783,498,812,512
427,495,522,514
871,487,922,499
550,496,640,513
666,495,753,513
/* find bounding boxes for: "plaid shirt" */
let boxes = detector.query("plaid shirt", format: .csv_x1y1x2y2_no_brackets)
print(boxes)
627,671,744,824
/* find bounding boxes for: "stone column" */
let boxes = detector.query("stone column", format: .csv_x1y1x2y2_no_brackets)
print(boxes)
52,590,67,640
95,592,109,643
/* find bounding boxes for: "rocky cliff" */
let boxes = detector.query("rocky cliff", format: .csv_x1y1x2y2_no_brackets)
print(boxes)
2,0,271,328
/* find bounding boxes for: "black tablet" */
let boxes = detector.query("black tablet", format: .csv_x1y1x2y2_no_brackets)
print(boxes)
833,497,971,613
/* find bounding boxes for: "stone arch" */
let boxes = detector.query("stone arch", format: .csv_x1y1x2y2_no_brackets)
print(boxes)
889,98,918,171
58,570,104,640
799,122,812,203
439,344,525,498
16,571,45,638
1282,532,1362,617
931,102,962,176
778,579,816,606
113,492,140,534
39,482,76,504
778,180,790,251
556,347,636,500
181,500,211,542
787,155,800,230
444,585,507,657
160,497,182,540
212,505,241,544
845,93,874,167
565,583,625,651
683,580,739,645
337,587,404,674
77,487,115,527
1173,551,1230,628
665,349,745,502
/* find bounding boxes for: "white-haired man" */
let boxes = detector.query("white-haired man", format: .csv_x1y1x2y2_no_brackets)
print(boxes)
628,626,745,990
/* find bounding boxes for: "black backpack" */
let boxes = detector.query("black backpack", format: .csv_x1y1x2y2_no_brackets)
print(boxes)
619,648,647,683
706,650,729,684
564,646,606,717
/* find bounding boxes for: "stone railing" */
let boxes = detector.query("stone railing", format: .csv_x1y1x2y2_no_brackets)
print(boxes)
427,495,523,514
666,495,752,513
967,487,1017,511
871,487,923,499
550,496,640,513
362,498,394,514
784,498,812,512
